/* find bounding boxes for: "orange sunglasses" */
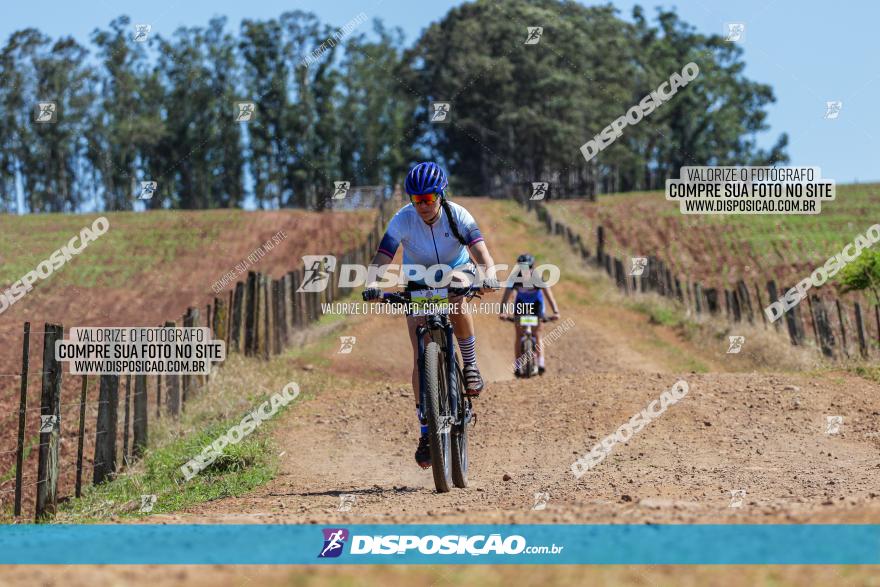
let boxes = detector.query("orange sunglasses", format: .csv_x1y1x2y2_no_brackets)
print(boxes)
410,193,439,205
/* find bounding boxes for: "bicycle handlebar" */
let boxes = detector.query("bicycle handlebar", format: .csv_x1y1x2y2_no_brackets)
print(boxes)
380,285,490,305
502,315,553,323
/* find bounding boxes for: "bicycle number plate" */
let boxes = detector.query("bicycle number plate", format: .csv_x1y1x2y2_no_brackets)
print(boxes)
411,288,450,315
519,315,538,326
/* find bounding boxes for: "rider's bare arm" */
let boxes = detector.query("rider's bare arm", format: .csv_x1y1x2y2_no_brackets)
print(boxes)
544,285,560,315
497,284,514,319
365,250,393,289
468,241,497,291
499,285,513,305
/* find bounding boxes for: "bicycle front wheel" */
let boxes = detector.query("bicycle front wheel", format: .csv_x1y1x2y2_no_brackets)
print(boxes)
424,341,452,492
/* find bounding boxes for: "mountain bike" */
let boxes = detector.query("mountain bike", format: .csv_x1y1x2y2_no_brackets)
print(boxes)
503,314,552,378
379,285,483,492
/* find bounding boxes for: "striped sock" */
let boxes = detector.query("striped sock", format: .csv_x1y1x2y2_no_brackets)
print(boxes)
457,335,477,365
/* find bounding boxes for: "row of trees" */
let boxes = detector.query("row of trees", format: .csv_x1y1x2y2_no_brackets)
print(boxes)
0,12,413,212
0,0,788,212
407,1,788,197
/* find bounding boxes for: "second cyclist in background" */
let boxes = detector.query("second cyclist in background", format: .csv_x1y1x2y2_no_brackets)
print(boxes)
498,253,560,376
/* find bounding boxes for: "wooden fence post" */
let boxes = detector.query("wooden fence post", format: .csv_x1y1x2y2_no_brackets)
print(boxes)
14,322,30,517
164,321,180,417
290,271,302,329
256,274,265,355
596,226,604,267
245,272,258,356
811,296,835,357
35,324,63,522
736,280,754,324
213,296,229,348
269,275,277,356
733,289,744,322
226,289,234,350
314,286,321,321
784,295,806,346
705,289,719,314
766,281,781,330
94,374,120,484
327,256,336,304
855,302,869,358
283,273,293,346
133,374,148,458
836,299,849,358
262,277,271,356
694,284,703,314
123,374,131,467
613,258,627,293
279,275,288,348
655,260,666,296
876,306,880,349
807,295,820,349
75,375,87,498
156,374,162,420
192,306,205,387
232,282,245,353
183,308,198,401
754,282,767,328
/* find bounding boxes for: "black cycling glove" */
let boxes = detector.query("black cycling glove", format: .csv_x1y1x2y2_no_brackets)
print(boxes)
362,287,382,301
481,277,501,290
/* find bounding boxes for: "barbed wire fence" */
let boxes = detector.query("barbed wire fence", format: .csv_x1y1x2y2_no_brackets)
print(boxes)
0,186,396,522
524,196,879,361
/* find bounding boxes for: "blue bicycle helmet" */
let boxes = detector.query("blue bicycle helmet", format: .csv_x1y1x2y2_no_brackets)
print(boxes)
517,253,535,268
404,162,448,196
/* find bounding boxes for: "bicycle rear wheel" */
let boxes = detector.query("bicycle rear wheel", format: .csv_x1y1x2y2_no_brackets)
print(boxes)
424,341,452,492
521,335,534,378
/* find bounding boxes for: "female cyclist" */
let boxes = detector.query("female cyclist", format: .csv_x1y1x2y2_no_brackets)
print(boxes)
498,253,560,376
362,162,499,469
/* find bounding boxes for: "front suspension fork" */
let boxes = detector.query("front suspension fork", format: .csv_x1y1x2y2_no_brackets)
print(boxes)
415,320,461,425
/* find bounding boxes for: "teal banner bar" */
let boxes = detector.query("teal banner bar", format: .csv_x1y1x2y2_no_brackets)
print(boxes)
1,525,878,564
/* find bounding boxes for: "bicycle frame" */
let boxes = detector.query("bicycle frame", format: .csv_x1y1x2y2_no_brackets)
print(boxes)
520,323,536,346
510,315,542,348
376,284,480,429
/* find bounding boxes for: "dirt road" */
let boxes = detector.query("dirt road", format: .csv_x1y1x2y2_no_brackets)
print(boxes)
148,198,880,526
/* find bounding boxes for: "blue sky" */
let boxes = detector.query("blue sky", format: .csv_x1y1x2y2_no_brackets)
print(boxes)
3,0,877,183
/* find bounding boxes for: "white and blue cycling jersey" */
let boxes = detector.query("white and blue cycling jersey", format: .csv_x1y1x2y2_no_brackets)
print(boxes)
377,201,484,285
513,283,545,318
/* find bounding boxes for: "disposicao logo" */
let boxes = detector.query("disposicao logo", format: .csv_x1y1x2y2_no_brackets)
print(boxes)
318,528,349,558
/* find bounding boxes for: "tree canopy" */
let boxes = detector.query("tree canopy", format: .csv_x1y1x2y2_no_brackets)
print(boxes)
0,1,787,212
